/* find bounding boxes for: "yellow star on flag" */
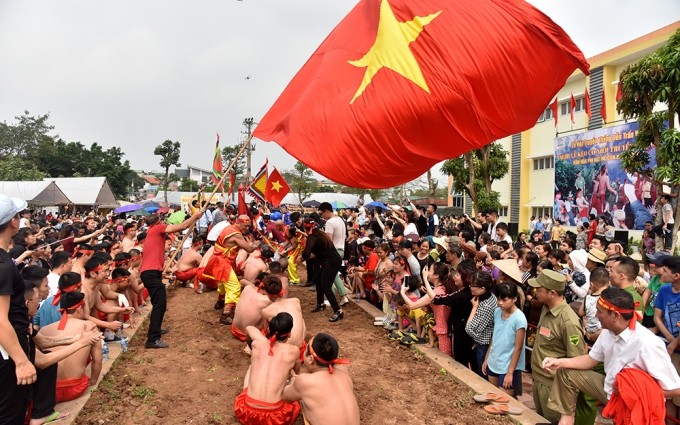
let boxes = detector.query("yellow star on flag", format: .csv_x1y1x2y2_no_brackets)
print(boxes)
270,180,283,192
348,0,441,103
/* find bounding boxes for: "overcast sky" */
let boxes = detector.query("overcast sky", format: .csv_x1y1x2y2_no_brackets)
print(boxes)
0,1,678,185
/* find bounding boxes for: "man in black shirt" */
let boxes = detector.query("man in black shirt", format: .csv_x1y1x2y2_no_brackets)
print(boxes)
0,194,37,424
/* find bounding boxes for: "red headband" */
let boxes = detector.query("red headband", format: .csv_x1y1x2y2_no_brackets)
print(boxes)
72,249,94,258
52,283,82,306
115,258,131,266
107,276,129,284
237,217,251,224
268,331,291,356
307,337,349,374
57,299,85,330
597,297,642,330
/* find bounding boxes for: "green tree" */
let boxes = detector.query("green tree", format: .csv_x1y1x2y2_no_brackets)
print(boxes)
0,157,46,180
440,142,509,213
154,140,182,203
618,29,680,251
317,185,336,193
283,161,316,203
0,111,55,159
221,144,246,185
179,178,199,192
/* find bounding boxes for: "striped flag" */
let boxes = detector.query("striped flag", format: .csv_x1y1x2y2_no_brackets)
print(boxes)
211,133,223,187
248,159,268,201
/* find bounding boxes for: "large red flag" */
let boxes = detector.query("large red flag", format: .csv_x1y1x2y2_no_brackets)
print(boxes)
584,88,592,120
265,167,291,208
600,90,607,123
254,0,589,188
549,98,559,127
227,172,235,199
570,93,576,123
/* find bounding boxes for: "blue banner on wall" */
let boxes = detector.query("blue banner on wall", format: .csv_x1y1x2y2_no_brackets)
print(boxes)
554,121,656,230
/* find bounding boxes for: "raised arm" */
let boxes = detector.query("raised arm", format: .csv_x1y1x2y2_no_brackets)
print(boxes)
165,210,203,234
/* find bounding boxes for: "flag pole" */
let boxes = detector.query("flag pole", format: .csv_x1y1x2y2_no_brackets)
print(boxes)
163,135,253,277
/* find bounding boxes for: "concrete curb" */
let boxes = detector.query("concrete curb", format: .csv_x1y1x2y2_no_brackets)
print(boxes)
349,298,549,425
53,304,152,425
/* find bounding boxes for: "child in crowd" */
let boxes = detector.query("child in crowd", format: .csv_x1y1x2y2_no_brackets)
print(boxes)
579,267,609,345
465,271,497,378
379,255,410,330
392,276,426,344
400,263,454,354
482,282,526,397
642,259,665,332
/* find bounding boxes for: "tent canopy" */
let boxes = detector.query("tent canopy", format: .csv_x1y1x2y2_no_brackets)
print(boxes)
0,181,71,205
45,177,117,207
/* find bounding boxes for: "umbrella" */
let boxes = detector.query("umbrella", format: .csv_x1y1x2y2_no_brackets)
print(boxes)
142,200,161,208
157,207,170,214
302,200,321,208
166,211,187,225
114,203,142,214
145,205,160,213
129,208,149,216
365,201,388,211
330,201,348,209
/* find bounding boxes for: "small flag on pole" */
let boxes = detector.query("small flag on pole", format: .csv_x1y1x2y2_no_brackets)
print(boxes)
584,88,592,120
211,133,223,188
570,93,576,124
265,167,290,208
549,98,559,127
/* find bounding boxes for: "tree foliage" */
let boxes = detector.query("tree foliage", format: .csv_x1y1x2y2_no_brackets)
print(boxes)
154,140,182,203
440,142,509,213
618,28,680,251
221,144,246,185
283,161,316,203
0,111,141,199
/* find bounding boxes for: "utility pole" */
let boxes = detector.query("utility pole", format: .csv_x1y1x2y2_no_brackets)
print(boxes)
242,117,255,184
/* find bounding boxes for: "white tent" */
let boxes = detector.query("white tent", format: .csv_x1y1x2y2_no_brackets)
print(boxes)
45,177,117,207
0,180,72,205
280,192,372,206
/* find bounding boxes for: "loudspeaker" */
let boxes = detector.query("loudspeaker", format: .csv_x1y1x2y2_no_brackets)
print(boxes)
613,230,629,249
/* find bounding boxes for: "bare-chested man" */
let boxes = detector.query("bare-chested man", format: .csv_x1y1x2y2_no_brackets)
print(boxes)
268,261,289,297
240,245,275,287
38,291,103,402
231,274,284,341
120,223,137,253
201,215,260,325
283,333,359,425
174,235,204,292
81,257,134,334
234,312,301,425
70,243,94,276
261,294,306,362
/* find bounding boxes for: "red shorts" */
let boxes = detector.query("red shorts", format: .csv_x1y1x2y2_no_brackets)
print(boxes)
231,324,247,342
56,374,90,403
233,388,300,425
175,268,198,282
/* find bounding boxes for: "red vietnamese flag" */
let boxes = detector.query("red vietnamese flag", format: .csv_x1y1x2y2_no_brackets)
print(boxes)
600,90,607,122
616,81,623,102
549,98,559,127
265,167,290,208
584,88,592,120
254,0,589,188
570,92,576,123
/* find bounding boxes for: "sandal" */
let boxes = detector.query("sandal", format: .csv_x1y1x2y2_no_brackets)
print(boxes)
43,411,71,424
483,404,522,415
473,393,511,403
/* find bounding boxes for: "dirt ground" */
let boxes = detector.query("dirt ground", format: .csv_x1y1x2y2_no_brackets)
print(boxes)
76,270,510,425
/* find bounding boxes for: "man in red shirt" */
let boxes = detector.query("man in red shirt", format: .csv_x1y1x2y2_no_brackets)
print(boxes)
140,210,203,349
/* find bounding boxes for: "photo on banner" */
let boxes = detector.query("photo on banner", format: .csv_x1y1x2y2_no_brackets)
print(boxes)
553,122,656,230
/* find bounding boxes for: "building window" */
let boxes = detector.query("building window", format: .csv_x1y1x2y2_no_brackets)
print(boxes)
533,156,554,170
537,107,554,123
451,191,464,208
560,102,568,115
532,207,552,219
499,206,509,218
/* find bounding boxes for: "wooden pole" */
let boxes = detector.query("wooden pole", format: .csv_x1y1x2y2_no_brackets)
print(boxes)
162,135,253,276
